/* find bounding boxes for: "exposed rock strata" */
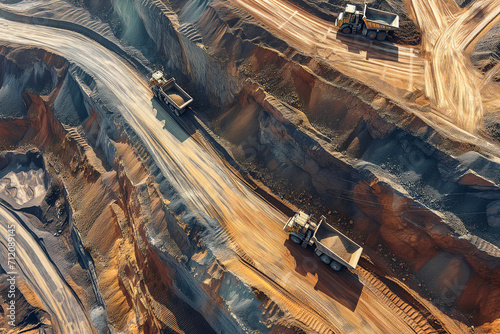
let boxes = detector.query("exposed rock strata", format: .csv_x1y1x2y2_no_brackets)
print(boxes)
64,0,500,329
0,44,299,333
0,0,499,331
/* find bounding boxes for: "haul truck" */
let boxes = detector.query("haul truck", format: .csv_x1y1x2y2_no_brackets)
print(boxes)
284,212,363,271
335,4,399,41
149,71,193,116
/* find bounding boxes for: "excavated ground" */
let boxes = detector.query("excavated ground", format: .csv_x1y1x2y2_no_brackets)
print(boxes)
284,0,422,45
0,0,499,333
0,45,219,333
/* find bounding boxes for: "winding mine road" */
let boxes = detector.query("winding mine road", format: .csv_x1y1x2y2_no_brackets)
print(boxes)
231,0,425,96
230,0,500,133
0,204,94,333
411,0,500,130
0,15,457,333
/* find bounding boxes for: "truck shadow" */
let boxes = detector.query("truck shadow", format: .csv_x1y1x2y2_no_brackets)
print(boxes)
335,32,399,63
151,98,194,143
284,239,363,312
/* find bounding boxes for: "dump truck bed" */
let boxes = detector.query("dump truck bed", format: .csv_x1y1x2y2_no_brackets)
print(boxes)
363,5,399,30
164,85,187,107
157,78,193,111
312,220,363,269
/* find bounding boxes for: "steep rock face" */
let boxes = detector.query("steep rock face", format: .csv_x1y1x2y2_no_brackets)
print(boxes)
89,0,500,328
133,0,244,107
56,73,296,333
0,47,58,118
1,0,499,331
0,275,52,331
0,151,62,333
0,43,298,333
0,104,102,332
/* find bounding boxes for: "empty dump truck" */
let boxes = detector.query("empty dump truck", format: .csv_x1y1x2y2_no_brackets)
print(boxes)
284,212,363,271
335,4,399,41
149,71,193,116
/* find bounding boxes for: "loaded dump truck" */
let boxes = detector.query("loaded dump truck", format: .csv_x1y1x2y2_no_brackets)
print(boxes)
284,212,363,271
149,71,193,116
335,4,399,41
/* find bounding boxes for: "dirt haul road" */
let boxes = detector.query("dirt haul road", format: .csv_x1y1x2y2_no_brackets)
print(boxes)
0,204,94,333
230,0,500,133
410,0,500,130
0,17,464,333
230,0,425,100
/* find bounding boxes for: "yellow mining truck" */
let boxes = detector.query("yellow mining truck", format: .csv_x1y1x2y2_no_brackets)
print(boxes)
284,212,363,271
335,4,399,41
149,71,193,116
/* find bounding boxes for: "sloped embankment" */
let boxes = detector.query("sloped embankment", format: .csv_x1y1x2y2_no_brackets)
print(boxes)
78,0,500,329
0,41,298,332
0,0,499,331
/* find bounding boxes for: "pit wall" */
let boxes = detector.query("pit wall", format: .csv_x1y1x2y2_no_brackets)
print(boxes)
65,59,287,332
105,0,500,327
1,0,499,329
0,45,296,332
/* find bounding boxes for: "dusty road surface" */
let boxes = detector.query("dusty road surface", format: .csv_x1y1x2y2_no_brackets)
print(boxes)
229,0,500,133
0,16,465,333
231,0,425,97
411,0,500,130
0,204,94,333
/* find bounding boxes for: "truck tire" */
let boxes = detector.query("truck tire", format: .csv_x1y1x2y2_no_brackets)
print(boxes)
169,104,179,116
341,26,351,34
367,30,377,40
329,260,342,271
290,234,302,244
377,31,387,41
320,254,332,264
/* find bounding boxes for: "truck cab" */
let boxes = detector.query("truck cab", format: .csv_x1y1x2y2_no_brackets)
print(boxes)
336,4,362,34
337,5,360,26
283,211,318,247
